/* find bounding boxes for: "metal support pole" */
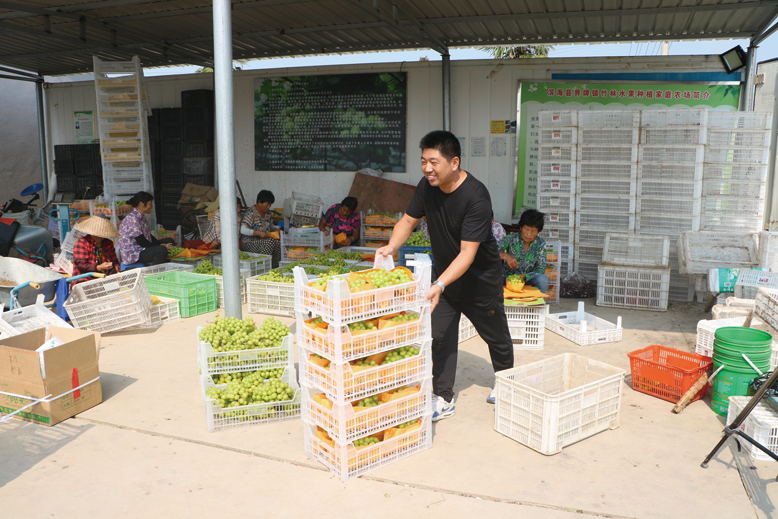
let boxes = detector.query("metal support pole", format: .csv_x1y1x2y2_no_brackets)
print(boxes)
741,42,758,111
35,81,49,201
441,50,451,131
212,0,241,318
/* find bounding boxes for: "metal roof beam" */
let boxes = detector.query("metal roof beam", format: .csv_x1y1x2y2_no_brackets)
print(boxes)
753,18,778,45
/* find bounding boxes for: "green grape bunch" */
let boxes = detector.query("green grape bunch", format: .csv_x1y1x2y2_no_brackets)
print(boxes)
200,316,290,352
167,246,184,257
206,376,295,408
354,395,380,408
383,346,421,363
353,436,380,448
406,232,431,247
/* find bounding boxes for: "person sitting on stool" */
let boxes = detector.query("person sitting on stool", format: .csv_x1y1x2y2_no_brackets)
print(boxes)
118,191,174,267
498,208,548,293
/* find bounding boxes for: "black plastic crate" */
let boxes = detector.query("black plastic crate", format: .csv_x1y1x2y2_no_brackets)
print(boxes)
182,140,213,158
56,175,77,193
182,157,213,177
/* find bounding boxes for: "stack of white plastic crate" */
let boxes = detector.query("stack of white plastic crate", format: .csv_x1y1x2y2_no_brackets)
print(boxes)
543,239,563,303
702,111,770,233
284,192,325,228
296,256,433,480
280,229,333,262
574,111,639,281
537,111,577,266
597,233,671,311
637,110,706,302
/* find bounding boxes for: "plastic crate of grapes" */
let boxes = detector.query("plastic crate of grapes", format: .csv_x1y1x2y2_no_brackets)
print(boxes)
65,269,152,333
294,256,432,325
296,308,430,363
213,252,272,277
303,415,432,480
203,367,300,431
144,271,217,317
301,378,432,443
300,340,432,403
197,319,293,375
246,273,296,316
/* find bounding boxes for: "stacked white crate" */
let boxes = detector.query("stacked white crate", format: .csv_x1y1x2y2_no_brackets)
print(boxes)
296,256,433,480
543,239,563,303
702,111,771,233
638,110,707,302
574,111,639,281
284,192,325,228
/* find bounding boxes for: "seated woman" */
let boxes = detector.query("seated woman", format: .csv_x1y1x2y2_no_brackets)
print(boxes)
498,209,549,293
240,190,281,267
202,197,243,249
319,196,360,248
71,216,120,279
118,191,173,267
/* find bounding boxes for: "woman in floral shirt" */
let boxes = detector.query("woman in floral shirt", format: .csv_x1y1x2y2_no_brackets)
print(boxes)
240,190,280,266
498,209,548,292
117,192,173,266
319,196,360,248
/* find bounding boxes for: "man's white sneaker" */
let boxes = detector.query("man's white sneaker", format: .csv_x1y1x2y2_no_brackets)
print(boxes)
486,388,496,404
432,395,456,421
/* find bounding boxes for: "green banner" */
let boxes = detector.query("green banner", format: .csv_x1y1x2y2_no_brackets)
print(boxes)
516,81,741,213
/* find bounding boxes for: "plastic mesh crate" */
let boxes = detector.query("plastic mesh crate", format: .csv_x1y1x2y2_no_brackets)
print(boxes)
579,111,640,128
708,129,770,148
576,178,635,197
577,196,636,214
734,270,778,299
198,327,292,374
458,314,478,342
538,193,575,211
703,163,767,183
65,269,151,332
144,271,217,317
494,353,624,455
576,229,606,247
363,226,394,241
304,415,431,480
577,162,637,180
363,212,401,226
139,262,194,276
603,233,670,267
695,316,778,364
727,396,778,461
213,252,272,277
574,244,603,264
702,196,764,217
538,177,575,194
543,240,564,304
539,162,576,178
578,128,639,146
627,345,712,403
579,146,637,163
755,288,778,331
546,211,574,228
705,147,770,164
575,261,599,281
148,296,180,325
639,146,704,164
302,379,432,443
597,264,670,311
538,110,577,127
637,197,701,217
576,212,635,233
640,127,706,145
700,215,763,233
0,304,71,335
539,146,576,162
204,368,300,431
246,276,295,316
641,109,707,127
297,309,430,363
707,111,771,130
637,213,700,235
281,231,332,261
539,128,577,145
542,226,572,244
638,163,703,182
702,180,765,198
637,179,701,199
300,340,432,402
505,304,547,350
546,302,622,346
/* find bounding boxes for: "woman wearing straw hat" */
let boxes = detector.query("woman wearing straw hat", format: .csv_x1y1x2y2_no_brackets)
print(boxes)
71,216,120,279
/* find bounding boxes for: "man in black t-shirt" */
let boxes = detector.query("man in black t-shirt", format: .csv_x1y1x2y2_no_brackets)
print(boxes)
377,130,514,421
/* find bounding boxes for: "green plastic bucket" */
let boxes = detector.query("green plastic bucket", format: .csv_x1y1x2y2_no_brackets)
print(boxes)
710,360,766,416
710,327,772,416
714,327,772,353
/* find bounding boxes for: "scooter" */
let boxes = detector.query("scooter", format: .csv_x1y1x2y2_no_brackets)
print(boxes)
0,184,53,265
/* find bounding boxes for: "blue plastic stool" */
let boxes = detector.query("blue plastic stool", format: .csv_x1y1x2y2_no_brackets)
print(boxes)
120,262,145,271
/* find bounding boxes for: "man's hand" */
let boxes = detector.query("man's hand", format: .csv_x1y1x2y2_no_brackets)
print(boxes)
375,245,395,258
425,283,443,312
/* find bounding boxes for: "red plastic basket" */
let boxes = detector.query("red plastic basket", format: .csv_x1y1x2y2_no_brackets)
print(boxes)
627,345,712,403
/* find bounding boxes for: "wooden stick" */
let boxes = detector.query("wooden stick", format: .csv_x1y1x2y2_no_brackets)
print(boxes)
672,365,726,414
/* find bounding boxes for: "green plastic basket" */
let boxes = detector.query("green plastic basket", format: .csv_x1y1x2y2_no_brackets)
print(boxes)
145,271,217,317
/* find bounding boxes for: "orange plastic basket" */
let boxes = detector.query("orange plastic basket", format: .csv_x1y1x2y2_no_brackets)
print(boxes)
627,345,712,403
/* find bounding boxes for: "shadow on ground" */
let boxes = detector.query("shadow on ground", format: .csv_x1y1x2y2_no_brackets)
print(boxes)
100,372,138,401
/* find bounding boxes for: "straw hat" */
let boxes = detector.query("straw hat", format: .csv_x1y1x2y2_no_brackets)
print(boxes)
76,216,119,239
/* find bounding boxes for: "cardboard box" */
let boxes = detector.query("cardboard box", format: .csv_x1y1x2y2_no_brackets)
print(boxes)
178,183,218,209
0,327,101,426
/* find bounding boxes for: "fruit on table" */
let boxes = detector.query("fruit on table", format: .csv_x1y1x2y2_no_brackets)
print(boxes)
206,374,295,408
167,246,184,257
505,273,525,292
199,316,290,351
194,260,222,275
406,231,431,247
334,232,349,246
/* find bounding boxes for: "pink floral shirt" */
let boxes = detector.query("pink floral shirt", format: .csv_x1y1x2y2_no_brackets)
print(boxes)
118,208,152,264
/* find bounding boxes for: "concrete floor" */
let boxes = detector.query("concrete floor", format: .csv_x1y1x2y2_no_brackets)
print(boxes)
2,298,777,518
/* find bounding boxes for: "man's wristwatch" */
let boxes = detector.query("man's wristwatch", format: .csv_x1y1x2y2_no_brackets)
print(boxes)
432,280,446,293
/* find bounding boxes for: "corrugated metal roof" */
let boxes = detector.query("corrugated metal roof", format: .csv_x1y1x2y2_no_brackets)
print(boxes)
0,0,775,76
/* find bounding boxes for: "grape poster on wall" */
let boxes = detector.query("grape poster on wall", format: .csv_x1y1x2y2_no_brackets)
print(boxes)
515,81,741,213
254,72,407,172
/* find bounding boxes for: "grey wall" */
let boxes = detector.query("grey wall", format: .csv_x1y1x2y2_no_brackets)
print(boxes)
0,78,40,203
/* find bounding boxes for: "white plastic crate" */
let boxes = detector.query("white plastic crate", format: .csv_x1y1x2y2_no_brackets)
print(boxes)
577,195,636,214
494,353,624,455
579,146,638,163
639,146,705,164
363,225,394,241
577,162,637,180
603,233,670,268
574,244,603,265
735,270,778,299
293,257,431,325
575,261,599,281
139,262,194,276
538,193,575,212
537,177,575,194
640,127,706,145
538,110,577,127
638,162,703,183
759,231,778,271
641,109,707,127
212,271,249,308
705,147,770,165
702,196,765,217
694,316,778,364
576,212,635,233
542,226,573,244
246,275,295,316
65,269,151,332
637,179,701,199
726,397,778,462
458,315,478,343
707,111,771,130
300,340,432,402
637,213,700,236
545,211,575,228
708,129,770,148
539,162,576,178
703,163,767,183
700,215,764,233
544,240,564,304
302,378,432,443
637,197,701,217
148,296,180,325
579,111,640,128
0,317,16,340
546,302,622,346
575,229,606,246
204,368,300,432
59,229,84,255
576,178,635,197
539,146,576,162
0,304,71,335
297,309,430,363
668,273,695,303
702,180,765,198
281,230,332,261
304,415,431,480
578,128,639,146
198,327,293,375
539,128,577,145
505,304,547,350
596,264,670,311
213,252,272,277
